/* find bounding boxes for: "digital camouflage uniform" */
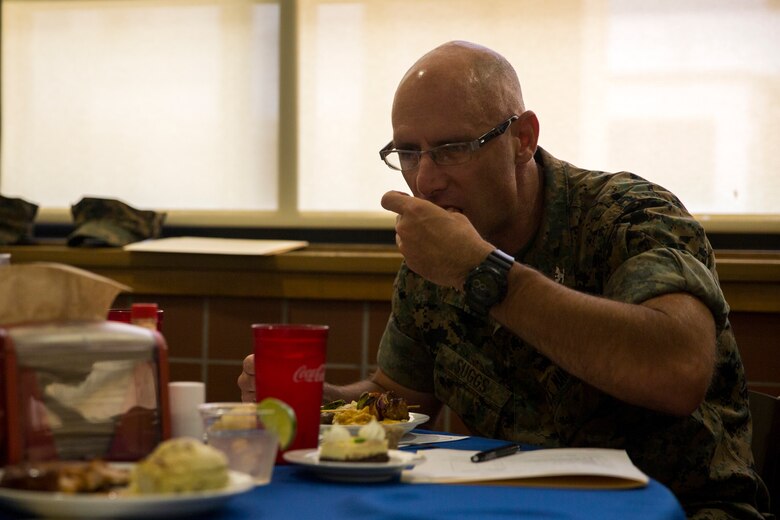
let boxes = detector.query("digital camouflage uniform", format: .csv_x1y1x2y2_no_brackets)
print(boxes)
378,148,770,519
67,197,166,247
0,195,38,245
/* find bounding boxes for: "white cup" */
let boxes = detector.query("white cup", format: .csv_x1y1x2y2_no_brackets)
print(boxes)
168,381,206,440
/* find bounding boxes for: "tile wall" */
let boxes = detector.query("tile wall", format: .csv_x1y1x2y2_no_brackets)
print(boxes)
114,295,779,436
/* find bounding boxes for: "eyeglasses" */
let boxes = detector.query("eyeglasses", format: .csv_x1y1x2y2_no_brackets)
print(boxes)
379,115,519,172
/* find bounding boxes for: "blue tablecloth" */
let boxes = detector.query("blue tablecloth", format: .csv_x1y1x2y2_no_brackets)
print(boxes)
211,433,686,520
0,433,687,519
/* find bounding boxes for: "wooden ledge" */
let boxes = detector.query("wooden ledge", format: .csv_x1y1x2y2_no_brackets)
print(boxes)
1,245,778,308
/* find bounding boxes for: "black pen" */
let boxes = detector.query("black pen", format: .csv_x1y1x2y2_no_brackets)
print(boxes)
470,443,521,463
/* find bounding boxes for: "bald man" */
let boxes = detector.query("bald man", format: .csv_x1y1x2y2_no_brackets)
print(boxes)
240,41,768,519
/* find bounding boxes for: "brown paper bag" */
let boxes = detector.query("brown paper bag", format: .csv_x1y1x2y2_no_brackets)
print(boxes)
0,262,131,326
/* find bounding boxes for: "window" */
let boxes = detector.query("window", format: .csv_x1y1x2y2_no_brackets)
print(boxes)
2,0,779,232
2,0,282,227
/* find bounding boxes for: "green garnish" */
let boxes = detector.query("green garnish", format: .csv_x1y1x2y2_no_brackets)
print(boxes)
321,399,346,410
356,392,375,409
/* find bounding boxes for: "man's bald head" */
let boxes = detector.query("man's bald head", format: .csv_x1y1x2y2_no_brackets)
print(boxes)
392,41,525,127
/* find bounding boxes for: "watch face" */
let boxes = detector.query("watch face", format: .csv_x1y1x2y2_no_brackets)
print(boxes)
469,268,503,304
465,250,512,316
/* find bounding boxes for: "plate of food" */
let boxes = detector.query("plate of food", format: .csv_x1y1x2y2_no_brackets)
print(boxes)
320,390,430,436
284,449,424,483
0,439,254,519
320,412,430,436
293,418,424,482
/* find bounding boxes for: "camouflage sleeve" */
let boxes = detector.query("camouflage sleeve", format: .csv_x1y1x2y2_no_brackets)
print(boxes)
377,317,436,393
604,248,729,335
376,265,436,393
595,182,729,335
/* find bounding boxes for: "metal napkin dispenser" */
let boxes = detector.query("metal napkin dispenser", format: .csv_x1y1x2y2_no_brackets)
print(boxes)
0,320,170,465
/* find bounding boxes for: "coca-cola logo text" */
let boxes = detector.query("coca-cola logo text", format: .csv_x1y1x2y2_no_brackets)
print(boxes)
292,364,325,383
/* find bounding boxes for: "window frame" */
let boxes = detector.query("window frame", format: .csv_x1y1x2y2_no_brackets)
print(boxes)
1,0,778,239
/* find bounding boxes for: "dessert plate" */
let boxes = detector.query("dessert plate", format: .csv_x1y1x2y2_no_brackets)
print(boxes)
320,412,430,436
0,468,253,519
283,449,424,483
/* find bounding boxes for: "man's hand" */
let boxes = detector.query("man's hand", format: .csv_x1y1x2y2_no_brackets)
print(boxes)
238,354,255,403
381,190,491,288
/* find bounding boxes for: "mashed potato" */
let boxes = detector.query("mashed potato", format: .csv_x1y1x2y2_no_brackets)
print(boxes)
128,437,229,494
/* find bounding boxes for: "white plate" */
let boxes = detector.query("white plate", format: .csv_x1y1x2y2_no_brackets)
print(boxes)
283,449,424,483
320,412,430,436
0,468,254,519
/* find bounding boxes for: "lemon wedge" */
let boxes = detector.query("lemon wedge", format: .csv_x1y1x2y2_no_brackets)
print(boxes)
257,398,297,451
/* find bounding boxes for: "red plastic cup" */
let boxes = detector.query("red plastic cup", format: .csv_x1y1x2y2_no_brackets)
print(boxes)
252,324,328,460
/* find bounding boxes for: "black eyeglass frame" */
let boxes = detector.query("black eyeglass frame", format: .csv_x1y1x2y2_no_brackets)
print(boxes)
378,115,519,172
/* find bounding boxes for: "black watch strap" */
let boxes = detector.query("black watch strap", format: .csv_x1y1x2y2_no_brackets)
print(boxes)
464,249,515,316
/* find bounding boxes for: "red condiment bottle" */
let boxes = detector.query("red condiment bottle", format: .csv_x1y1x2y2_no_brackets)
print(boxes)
130,303,159,331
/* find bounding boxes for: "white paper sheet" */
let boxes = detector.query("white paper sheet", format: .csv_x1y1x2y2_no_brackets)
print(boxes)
123,237,308,256
402,447,649,488
398,432,469,447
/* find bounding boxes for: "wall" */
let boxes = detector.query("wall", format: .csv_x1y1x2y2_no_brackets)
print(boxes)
2,245,778,434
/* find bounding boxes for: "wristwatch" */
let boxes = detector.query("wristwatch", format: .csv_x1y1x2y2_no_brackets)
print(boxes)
464,249,515,317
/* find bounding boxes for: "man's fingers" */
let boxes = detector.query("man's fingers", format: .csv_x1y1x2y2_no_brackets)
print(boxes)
239,354,256,403
381,190,411,214
238,371,255,403
242,354,255,375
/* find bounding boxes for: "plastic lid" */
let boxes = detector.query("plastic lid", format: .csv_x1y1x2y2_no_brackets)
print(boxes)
131,302,159,320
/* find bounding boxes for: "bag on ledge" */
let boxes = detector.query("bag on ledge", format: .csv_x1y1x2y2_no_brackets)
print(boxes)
0,195,38,246
67,197,166,248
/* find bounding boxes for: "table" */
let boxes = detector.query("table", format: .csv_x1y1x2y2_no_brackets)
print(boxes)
212,432,686,520
0,432,685,520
